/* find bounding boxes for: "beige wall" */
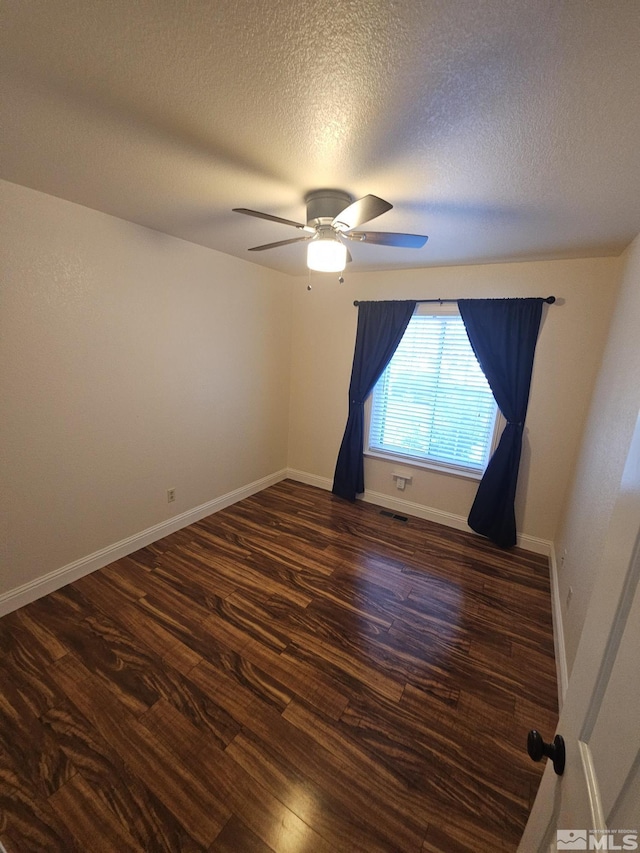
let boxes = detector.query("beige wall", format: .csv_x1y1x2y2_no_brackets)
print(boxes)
555,233,640,673
1,180,292,598
287,257,620,544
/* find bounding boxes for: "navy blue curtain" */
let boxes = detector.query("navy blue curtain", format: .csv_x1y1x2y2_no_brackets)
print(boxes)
332,300,416,501
458,298,544,548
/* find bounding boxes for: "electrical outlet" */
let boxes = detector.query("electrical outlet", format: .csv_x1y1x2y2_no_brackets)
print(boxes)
167,488,176,503
392,472,412,491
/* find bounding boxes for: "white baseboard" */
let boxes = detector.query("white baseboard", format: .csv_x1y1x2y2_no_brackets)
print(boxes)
285,468,551,556
549,543,570,709
285,469,333,492
0,469,288,617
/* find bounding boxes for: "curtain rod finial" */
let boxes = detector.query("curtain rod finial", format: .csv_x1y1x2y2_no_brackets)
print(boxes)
545,296,556,304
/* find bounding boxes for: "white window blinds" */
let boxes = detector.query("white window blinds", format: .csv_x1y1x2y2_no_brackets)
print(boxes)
368,312,498,472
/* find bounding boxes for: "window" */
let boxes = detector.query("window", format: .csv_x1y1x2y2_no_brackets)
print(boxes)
366,306,501,478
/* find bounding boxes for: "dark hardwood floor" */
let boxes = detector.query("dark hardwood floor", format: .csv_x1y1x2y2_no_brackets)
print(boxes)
0,479,558,852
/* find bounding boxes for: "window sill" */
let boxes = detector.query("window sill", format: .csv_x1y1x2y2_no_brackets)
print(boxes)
364,448,485,481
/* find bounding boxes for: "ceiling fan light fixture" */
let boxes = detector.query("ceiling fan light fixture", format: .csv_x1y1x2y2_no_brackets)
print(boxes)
234,190,428,270
306,234,347,272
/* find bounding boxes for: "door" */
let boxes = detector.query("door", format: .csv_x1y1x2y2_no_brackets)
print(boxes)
519,411,640,852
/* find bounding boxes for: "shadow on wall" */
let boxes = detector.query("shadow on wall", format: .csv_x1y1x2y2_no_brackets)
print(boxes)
514,429,532,537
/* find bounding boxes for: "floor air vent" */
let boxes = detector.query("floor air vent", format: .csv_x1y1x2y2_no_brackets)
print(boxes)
379,510,408,522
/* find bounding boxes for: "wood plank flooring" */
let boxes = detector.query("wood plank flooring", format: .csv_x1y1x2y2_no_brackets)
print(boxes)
0,479,559,852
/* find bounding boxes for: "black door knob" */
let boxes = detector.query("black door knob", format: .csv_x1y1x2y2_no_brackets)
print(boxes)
527,730,565,776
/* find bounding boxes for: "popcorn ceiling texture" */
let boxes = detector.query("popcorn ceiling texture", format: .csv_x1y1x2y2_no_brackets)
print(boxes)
1,0,639,275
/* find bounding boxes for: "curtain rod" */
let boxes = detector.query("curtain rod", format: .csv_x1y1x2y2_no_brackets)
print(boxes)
352,296,556,306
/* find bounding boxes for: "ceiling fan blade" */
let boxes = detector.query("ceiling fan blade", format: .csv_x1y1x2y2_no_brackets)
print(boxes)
248,236,313,252
233,208,312,231
346,231,428,248
332,195,393,231
346,248,353,263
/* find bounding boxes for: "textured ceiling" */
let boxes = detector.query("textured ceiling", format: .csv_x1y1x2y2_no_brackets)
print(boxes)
2,0,639,276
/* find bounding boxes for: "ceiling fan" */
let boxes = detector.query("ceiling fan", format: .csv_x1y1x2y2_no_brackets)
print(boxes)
233,189,428,272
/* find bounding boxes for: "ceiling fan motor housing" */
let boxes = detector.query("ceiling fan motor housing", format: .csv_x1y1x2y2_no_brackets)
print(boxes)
304,189,352,227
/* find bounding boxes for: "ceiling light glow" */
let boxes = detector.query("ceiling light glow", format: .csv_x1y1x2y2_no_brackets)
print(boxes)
307,235,347,272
